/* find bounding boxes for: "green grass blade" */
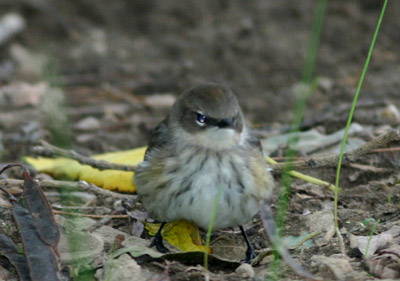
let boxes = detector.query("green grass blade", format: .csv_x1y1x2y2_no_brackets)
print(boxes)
204,185,223,274
365,219,380,258
334,0,388,229
273,1,328,279
302,0,329,84
277,0,329,236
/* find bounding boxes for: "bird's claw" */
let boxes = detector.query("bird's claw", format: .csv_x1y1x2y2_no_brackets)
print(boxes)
241,247,256,263
150,235,169,253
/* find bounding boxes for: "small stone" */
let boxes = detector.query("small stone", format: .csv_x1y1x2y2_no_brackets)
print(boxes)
96,254,145,281
144,94,176,108
75,117,101,130
311,254,354,280
318,77,334,92
10,44,47,79
0,81,48,107
379,104,400,125
235,263,254,278
0,13,25,45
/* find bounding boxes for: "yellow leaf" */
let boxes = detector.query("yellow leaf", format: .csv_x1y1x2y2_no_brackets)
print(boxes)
24,147,147,193
144,219,212,253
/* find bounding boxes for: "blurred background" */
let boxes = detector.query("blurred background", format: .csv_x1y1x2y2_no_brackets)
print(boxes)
0,0,399,160
1,3,400,280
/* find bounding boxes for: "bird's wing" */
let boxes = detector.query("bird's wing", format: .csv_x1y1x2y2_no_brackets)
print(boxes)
246,129,264,154
144,118,170,161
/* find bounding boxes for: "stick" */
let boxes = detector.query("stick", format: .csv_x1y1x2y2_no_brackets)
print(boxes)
271,129,400,171
0,179,137,200
101,83,144,109
33,130,400,174
33,140,137,172
52,211,129,219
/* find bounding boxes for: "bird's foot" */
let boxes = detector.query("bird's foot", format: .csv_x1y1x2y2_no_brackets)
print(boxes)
149,234,169,253
241,246,256,263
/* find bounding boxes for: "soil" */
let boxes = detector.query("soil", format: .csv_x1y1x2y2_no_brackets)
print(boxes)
0,1,400,280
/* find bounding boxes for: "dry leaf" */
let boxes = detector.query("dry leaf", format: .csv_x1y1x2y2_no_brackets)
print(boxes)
349,226,400,256
144,219,212,253
364,244,400,279
350,226,400,279
25,147,147,192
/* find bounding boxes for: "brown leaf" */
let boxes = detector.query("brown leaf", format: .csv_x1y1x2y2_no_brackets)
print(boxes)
349,226,400,256
364,245,400,279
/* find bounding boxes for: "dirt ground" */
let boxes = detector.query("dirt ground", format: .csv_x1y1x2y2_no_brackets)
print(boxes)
0,1,400,280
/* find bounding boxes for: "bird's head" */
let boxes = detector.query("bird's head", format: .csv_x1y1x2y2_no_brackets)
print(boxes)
169,84,246,150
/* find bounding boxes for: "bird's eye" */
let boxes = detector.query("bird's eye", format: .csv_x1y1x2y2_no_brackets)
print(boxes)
196,113,206,126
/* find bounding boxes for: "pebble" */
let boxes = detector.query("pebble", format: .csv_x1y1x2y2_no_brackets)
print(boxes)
235,263,255,278
379,104,400,125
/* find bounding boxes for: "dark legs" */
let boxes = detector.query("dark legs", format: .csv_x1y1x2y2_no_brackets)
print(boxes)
239,225,255,263
149,222,169,253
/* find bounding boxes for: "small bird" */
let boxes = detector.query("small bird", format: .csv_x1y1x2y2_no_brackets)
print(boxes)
134,83,274,262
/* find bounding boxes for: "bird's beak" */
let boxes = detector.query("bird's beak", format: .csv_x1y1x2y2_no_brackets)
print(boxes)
217,118,233,128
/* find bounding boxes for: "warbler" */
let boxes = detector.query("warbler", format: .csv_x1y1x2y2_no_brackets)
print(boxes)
134,84,274,262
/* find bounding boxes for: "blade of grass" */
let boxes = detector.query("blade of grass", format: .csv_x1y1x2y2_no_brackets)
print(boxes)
272,1,328,279
364,219,380,258
204,185,223,280
334,0,388,230
277,0,328,236
302,0,329,84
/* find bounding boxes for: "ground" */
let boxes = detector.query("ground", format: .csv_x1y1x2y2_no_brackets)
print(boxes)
0,1,400,280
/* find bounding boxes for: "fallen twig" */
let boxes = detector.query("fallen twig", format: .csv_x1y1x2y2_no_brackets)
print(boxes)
33,140,137,172
370,146,400,153
300,99,389,130
271,129,400,171
52,211,129,219
102,83,144,109
0,179,137,200
31,131,400,193
290,231,321,250
85,216,114,232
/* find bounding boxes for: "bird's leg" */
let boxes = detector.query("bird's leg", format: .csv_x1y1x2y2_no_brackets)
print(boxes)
149,222,169,253
239,225,255,263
